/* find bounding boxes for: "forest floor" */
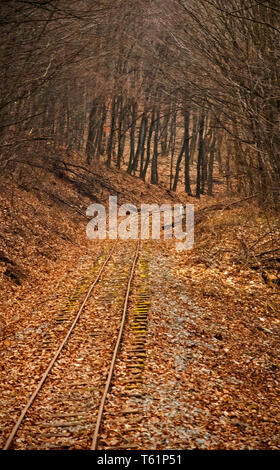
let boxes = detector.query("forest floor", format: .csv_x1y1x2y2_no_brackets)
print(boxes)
0,156,279,449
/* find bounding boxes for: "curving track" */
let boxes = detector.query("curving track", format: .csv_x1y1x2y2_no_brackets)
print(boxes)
3,240,142,450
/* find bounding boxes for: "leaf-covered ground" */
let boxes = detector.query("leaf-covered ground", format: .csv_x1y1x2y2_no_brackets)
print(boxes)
0,161,279,449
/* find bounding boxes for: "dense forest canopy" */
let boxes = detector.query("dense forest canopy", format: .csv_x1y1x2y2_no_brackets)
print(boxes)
1,2,280,453
1,0,279,207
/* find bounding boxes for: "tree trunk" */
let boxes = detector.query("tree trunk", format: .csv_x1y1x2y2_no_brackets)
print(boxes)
196,112,205,198
86,101,98,164
132,112,147,174
127,100,137,173
184,109,192,195
172,140,184,192
141,108,155,182
116,95,124,169
107,96,116,168
96,102,107,161
151,108,160,184
169,107,177,190
207,133,216,196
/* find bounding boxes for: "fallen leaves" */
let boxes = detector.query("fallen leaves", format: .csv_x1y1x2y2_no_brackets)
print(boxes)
0,162,279,449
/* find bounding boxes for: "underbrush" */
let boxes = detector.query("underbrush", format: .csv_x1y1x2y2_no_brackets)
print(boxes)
175,199,279,323
196,205,279,283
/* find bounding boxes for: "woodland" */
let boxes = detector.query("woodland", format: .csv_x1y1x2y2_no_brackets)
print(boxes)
0,0,279,204
0,0,279,452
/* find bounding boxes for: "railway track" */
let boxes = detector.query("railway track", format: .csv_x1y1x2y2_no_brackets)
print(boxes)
96,257,150,450
3,239,146,450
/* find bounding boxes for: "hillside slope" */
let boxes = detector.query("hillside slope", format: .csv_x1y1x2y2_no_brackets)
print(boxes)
0,152,182,339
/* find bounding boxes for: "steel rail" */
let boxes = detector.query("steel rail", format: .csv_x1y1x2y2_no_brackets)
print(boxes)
91,240,140,450
3,240,118,451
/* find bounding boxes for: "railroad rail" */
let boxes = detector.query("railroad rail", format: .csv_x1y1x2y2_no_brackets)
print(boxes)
3,240,141,450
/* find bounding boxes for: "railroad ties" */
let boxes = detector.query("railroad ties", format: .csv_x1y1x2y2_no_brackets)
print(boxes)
3,240,151,451
125,260,150,391
96,257,150,450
